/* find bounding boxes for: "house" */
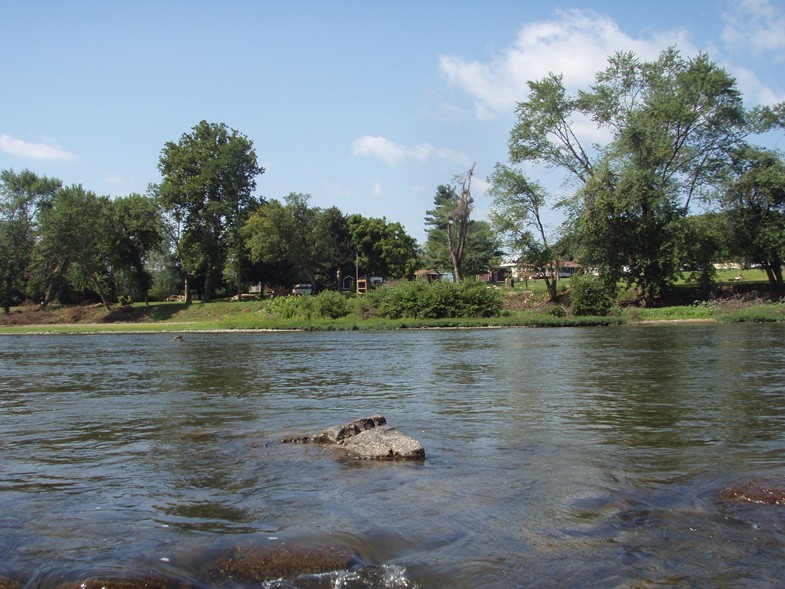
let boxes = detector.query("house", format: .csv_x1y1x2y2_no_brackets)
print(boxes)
477,266,512,284
558,261,581,278
415,269,442,283
518,260,582,280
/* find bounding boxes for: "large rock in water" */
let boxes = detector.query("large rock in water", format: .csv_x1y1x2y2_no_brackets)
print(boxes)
208,542,361,583
721,479,785,505
283,414,425,460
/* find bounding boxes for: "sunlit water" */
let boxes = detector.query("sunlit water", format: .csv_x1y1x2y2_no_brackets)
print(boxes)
2,324,785,588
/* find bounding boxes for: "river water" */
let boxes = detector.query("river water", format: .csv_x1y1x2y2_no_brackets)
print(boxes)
2,324,785,588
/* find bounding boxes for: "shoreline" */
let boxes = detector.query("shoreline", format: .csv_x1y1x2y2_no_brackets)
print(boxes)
0,317,733,336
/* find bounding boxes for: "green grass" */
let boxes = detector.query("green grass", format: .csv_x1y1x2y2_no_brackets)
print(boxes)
1,272,783,334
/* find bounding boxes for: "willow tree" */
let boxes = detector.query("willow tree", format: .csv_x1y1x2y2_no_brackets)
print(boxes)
158,121,263,302
507,48,753,304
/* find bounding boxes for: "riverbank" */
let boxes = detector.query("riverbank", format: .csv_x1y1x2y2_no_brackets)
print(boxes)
1,295,783,334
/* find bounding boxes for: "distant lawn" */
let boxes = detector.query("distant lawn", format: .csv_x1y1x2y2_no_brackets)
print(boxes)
0,270,782,335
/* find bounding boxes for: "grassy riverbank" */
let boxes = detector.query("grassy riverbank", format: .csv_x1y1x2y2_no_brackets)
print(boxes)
1,288,783,334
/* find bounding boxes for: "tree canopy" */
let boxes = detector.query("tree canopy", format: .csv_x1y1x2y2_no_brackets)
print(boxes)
0,170,61,313
504,48,769,304
158,120,264,302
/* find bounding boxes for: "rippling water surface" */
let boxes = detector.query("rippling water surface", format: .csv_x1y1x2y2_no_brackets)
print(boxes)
2,324,785,588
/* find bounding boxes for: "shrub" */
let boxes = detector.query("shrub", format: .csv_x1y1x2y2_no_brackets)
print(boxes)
364,280,503,319
570,275,613,316
314,290,350,319
264,295,303,319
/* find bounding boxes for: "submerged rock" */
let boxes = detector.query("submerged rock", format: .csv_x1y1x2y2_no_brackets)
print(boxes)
0,577,21,589
208,542,360,583
50,574,193,589
721,479,785,505
283,414,425,460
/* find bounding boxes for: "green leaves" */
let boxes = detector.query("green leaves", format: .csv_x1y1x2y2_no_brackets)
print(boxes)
347,215,418,280
505,48,753,304
158,121,264,299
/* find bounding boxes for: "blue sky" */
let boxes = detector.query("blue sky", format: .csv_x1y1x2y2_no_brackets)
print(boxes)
2,0,784,244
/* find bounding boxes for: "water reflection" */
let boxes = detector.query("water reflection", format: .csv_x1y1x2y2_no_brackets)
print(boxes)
2,325,785,587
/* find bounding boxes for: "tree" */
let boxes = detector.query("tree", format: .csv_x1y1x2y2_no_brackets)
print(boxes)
158,120,264,303
423,180,501,280
488,163,560,301
508,48,751,304
347,215,418,280
0,169,61,313
311,205,355,287
110,193,164,304
243,194,317,288
423,165,475,282
37,185,115,310
722,146,785,288
243,195,356,291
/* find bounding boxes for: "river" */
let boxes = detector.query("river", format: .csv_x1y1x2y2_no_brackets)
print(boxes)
1,324,785,588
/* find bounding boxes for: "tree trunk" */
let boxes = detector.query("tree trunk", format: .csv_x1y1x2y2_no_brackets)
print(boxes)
86,269,112,311
203,268,212,302
184,272,192,305
771,256,784,289
449,247,462,283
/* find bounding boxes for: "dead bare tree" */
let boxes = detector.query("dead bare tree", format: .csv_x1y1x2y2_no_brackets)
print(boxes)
446,163,476,282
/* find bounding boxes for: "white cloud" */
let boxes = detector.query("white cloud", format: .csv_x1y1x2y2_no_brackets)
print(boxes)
372,182,383,196
352,135,470,167
351,136,407,165
730,65,785,106
439,9,693,120
0,133,76,160
722,0,785,58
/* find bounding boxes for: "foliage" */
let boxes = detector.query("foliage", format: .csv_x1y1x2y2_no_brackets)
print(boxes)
264,290,351,320
680,213,729,296
423,183,502,279
158,120,264,302
570,275,613,316
422,166,477,282
364,280,503,319
721,146,785,288
347,214,418,280
242,194,354,289
37,185,115,310
313,290,351,319
110,193,164,303
507,49,752,305
488,163,559,301
0,169,61,313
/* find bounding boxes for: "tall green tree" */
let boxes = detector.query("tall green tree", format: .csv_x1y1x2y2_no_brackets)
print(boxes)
347,215,418,280
243,193,317,288
507,48,753,304
312,205,355,286
243,194,355,290
37,185,115,310
0,169,61,313
158,120,264,302
110,193,164,303
722,146,785,288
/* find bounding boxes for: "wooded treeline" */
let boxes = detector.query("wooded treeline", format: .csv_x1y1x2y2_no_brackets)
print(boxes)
1,48,784,312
